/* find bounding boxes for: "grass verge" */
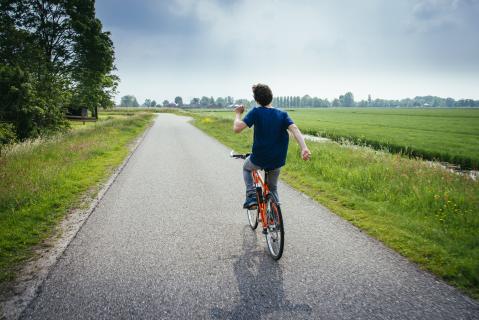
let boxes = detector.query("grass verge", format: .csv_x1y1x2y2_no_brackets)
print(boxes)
0,113,153,285
191,114,479,299
191,108,479,169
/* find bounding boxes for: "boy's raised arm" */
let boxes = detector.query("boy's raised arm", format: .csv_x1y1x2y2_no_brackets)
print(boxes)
233,105,247,133
288,124,311,160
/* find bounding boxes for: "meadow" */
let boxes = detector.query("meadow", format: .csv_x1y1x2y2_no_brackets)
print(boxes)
189,112,479,299
0,113,154,286
194,108,479,169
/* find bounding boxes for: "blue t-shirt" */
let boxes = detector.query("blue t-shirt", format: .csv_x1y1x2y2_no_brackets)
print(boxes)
243,107,294,170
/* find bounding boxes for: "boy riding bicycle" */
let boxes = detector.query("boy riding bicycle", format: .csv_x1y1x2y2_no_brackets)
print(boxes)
233,84,311,209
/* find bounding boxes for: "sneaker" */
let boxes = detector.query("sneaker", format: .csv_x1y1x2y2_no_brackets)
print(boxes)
243,196,258,209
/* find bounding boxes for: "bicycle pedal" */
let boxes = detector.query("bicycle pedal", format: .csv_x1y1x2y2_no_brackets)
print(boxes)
262,228,268,235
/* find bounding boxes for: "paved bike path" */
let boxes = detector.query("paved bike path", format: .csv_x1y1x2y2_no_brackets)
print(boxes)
22,114,478,319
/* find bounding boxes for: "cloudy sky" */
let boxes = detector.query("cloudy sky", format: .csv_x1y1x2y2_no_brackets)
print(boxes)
95,0,479,104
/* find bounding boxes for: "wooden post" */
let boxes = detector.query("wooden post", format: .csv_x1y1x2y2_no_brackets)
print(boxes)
81,108,88,125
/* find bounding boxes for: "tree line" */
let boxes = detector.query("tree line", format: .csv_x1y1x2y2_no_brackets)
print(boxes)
120,95,239,108
120,92,479,109
0,0,117,146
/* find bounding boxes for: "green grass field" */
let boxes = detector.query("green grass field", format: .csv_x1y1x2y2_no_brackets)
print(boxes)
0,113,153,285
189,113,479,299
194,108,479,169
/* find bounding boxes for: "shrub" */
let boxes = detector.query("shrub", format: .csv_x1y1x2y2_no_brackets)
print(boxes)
0,65,67,141
0,122,16,154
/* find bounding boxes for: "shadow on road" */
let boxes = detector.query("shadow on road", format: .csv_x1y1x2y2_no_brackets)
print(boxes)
210,225,312,319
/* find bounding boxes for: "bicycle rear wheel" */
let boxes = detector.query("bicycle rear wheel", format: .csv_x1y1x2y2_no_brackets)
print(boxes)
246,207,259,229
265,196,284,260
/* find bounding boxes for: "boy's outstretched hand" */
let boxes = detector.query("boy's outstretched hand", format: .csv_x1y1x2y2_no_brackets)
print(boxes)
301,147,311,161
234,105,245,114
288,124,312,161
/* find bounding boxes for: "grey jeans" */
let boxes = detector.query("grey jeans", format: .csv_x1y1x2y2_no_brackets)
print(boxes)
243,156,281,201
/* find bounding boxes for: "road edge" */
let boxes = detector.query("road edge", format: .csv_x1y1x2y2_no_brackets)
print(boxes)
0,116,155,320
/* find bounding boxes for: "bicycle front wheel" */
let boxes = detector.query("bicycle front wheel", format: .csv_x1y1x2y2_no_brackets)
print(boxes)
265,196,284,260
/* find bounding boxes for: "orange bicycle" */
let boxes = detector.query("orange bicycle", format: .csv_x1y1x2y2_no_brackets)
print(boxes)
231,152,285,260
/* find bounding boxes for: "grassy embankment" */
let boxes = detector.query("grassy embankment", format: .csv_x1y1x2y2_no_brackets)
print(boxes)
0,113,154,285
196,108,479,169
189,112,479,299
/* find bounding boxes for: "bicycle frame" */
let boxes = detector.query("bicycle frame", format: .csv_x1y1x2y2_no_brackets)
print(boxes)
230,151,284,259
252,169,271,230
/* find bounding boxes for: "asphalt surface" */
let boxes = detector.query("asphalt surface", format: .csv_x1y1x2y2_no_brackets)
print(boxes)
22,114,479,319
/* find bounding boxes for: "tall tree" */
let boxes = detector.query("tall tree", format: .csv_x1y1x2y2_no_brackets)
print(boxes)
190,98,199,106
445,97,455,107
67,0,117,118
341,92,354,107
200,96,209,107
301,95,312,107
215,97,225,107
174,96,183,106
0,0,116,141
0,0,73,139
143,99,152,107
120,95,138,107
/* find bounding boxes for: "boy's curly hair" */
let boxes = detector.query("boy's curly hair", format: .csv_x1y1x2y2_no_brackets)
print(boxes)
252,83,273,107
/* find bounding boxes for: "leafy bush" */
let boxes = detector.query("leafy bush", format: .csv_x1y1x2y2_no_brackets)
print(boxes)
0,65,67,141
0,122,16,153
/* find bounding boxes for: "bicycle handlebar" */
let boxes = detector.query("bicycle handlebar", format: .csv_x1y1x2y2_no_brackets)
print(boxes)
230,150,251,159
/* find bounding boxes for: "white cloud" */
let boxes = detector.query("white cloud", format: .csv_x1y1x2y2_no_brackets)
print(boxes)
97,0,479,102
